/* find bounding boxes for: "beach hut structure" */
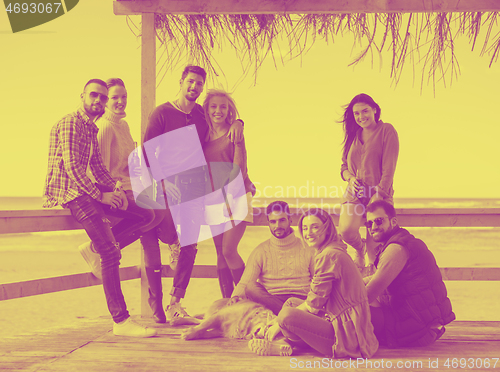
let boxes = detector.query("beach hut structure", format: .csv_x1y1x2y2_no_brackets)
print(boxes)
1,1,500,370
113,0,500,136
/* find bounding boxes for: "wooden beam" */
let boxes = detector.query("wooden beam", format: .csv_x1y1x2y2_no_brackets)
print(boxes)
161,264,218,278
0,209,80,234
441,267,500,281
0,266,141,301
114,0,500,16
141,13,155,143
2,208,500,233
2,264,499,302
0,265,216,301
253,207,500,227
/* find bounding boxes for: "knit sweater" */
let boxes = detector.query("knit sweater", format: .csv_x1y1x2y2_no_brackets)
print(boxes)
95,109,136,191
233,230,315,298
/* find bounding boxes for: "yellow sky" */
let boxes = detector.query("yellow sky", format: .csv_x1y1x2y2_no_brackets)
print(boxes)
0,0,499,198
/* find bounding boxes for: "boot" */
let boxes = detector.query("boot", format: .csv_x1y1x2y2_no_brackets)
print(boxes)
231,265,245,285
217,267,234,298
145,266,166,323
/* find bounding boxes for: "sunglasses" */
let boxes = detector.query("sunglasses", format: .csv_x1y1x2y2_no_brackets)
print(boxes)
364,217,387,229
88,91,109,103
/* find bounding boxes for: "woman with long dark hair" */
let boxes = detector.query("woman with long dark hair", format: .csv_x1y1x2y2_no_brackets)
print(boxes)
338,94,399,269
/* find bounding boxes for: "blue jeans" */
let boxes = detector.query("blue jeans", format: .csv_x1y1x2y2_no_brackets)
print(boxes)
66,194,143,323
123,190,164,268
141,174,206,298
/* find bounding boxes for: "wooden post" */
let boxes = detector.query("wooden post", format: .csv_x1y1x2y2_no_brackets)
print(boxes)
140,12,156,319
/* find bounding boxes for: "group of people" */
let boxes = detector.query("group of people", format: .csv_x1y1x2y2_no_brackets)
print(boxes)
43,64,455,358
244,200,454,358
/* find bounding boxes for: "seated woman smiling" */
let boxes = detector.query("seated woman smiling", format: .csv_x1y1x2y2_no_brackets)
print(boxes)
249,208,379,358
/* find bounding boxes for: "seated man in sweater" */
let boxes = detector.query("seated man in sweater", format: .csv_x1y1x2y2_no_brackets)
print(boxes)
232,201,315,315
364,200,455,347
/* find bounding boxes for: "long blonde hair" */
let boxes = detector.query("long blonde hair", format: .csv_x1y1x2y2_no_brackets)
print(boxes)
203,89,239,133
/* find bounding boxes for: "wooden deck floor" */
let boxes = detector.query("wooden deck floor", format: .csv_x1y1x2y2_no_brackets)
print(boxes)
1,318,499,372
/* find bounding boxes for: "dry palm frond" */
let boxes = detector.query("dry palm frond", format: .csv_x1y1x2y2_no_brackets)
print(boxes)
142,12,500,90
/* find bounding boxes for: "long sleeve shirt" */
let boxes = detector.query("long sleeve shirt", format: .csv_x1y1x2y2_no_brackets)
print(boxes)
341,121,399,201
306,242,379,358
95,109,136,191
142,102,208,181
43,108,116,207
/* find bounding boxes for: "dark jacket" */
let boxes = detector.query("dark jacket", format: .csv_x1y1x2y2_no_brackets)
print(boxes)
375,227,455,347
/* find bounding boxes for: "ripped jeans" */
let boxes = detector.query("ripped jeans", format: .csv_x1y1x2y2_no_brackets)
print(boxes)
65,194,146,323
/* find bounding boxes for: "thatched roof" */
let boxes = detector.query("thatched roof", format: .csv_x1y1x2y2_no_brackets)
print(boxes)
121,4,499,89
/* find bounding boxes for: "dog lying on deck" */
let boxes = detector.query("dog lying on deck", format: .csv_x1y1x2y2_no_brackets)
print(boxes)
180,298,276,340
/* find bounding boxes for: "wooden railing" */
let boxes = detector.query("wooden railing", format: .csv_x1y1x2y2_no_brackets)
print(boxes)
1,207,500,316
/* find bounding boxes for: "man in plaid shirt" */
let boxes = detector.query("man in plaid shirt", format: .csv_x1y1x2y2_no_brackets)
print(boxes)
43,79,156,338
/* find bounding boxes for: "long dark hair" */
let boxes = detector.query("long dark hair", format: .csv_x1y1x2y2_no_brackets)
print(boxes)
340,94,381,159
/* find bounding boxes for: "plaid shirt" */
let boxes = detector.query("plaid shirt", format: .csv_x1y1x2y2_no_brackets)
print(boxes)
43,108,116,208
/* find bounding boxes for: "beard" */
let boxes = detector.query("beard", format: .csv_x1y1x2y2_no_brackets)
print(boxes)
271,227,291,239
84,102,104,116
185,90,200,102
371,227,395,243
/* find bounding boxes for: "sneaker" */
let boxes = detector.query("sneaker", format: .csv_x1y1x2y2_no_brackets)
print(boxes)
113,318,157,338
167,241,181,270
248,338,293,356
166,303,199,326
78,241,102,279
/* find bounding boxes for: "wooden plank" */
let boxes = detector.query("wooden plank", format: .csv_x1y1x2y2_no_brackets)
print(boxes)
0,209,72,217
138,12,156,319
0,266,140,301
180,266,500,281
161,264,218,278
252,207,500,227
0,213,81,234
1,264,497,303
1,319,500,372
441,321,500,341
26,340,500,371
141,13,155,144
113,0,500,16
0,264,215,301
441,267,500,281
2,208,499,233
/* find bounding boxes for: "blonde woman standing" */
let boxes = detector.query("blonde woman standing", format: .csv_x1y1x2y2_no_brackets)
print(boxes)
202,90,256,298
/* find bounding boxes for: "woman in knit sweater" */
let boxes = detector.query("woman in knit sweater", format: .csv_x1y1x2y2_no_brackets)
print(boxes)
93,78,172,323
249,208,379,358
338,94,399,270
202,89,256,298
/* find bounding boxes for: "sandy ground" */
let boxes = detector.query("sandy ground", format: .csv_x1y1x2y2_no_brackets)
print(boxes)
1,226,500,338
